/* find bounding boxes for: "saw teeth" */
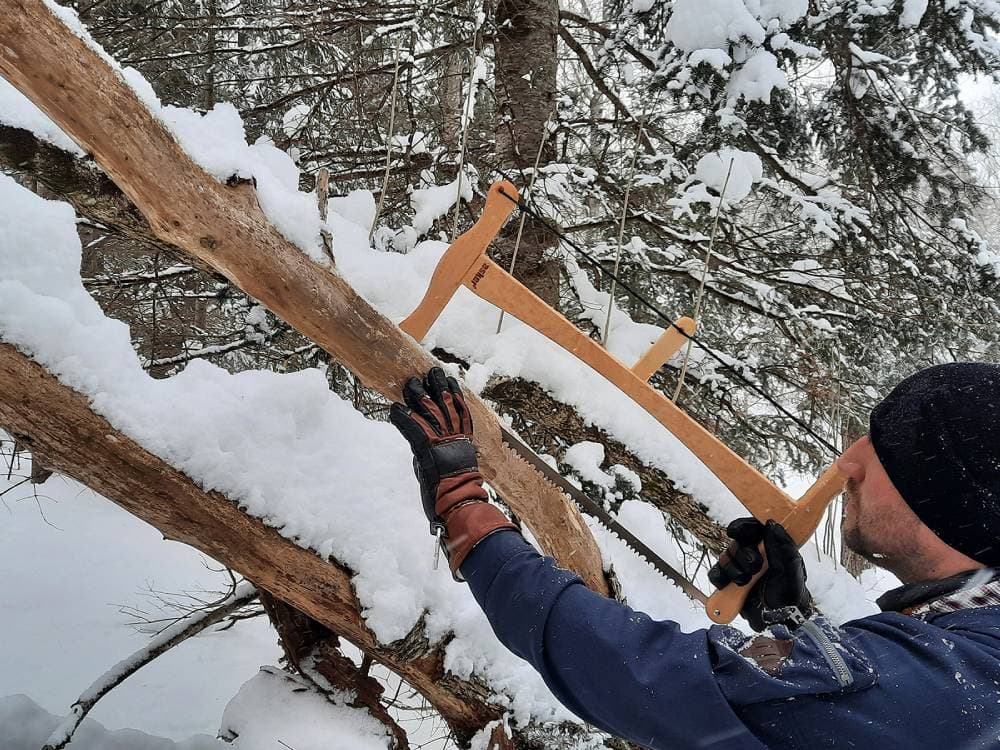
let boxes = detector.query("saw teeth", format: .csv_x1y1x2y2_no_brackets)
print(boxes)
500,432,707,603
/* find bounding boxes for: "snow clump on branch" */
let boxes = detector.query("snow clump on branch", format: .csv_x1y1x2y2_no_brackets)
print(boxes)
669,148,763,217
664,0,765,51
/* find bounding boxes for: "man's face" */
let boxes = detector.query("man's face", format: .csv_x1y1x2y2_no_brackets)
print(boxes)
836,435,922,570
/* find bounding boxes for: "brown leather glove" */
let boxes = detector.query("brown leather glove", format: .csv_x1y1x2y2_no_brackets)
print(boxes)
389,367,516,577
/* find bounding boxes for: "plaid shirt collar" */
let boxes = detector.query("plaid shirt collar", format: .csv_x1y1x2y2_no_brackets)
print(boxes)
910,572,1000,617
878,568,1000,617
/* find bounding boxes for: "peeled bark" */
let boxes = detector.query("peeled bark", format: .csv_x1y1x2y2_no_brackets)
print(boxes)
0,0,606,595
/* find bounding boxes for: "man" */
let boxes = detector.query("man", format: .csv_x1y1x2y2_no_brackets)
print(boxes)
390,363,1000,749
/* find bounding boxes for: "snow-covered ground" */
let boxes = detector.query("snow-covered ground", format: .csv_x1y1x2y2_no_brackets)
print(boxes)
0,465,280,742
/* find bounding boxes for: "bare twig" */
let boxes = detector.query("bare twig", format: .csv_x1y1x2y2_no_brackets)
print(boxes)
42,582,258,750
316,167,335,263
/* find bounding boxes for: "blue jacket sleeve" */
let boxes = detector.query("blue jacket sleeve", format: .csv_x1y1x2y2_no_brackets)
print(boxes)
461,530,767,749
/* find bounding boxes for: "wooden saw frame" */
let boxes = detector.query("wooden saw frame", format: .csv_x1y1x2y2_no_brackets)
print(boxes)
401,181,846,624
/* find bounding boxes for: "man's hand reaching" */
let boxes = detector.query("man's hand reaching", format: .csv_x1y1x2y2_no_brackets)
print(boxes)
389,367,516,578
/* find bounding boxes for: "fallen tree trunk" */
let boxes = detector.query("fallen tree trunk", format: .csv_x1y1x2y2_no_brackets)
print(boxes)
0,0,606,595
1,115,730,570
0,341,501,741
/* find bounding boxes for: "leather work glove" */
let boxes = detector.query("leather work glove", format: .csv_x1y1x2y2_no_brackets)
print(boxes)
389,367,516,578
708,518,813,631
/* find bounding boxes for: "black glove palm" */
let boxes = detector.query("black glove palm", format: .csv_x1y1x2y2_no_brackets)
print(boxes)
708,518,812,631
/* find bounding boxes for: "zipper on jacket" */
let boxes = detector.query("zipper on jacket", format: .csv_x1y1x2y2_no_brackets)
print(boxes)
800,619,853,687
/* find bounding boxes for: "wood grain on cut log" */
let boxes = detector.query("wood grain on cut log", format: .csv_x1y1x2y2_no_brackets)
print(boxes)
0,0,606,595
0,342,500,741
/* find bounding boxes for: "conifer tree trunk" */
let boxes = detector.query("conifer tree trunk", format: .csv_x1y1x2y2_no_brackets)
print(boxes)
494,0,560,307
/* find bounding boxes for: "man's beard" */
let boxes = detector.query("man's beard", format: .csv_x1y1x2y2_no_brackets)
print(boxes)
842,479,882,563
842,479,923,580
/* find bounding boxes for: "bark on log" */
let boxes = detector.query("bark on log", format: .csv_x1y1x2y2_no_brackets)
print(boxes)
0,0,606,595
0,342,500,740
0,125,202,268
260,593,409,749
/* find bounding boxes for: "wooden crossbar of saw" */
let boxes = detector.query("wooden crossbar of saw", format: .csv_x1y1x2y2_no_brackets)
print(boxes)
400,180,846,624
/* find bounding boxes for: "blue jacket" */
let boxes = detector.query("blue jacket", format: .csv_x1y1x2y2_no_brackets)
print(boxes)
462,530,1000,749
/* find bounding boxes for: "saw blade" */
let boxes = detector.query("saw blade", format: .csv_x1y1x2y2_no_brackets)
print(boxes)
499,425,708,604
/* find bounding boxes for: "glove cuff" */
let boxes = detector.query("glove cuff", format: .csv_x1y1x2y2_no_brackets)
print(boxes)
761,604,810,629
435,470,489,516
442,502,517,574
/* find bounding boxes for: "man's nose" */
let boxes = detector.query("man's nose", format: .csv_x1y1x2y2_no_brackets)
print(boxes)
836,456,865,482
835,438,867,482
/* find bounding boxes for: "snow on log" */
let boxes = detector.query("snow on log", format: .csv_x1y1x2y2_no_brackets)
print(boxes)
0,0,606,595
0,119,738,559
0,342,505,738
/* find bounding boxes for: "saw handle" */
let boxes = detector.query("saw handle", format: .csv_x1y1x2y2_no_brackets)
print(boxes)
400,181,518,341
706,551,767,624
704,464,846,624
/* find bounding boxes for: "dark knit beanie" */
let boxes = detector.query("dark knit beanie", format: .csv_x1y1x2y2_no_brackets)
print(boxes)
869,363,1000,567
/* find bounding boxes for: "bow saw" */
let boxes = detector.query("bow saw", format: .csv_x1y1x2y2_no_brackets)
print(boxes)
400,180,846,624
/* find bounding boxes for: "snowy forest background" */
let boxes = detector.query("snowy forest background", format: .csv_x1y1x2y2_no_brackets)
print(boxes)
2,0,1000,747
